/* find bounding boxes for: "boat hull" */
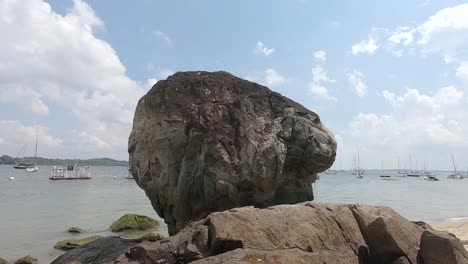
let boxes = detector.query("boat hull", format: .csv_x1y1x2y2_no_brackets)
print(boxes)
49,177,91,180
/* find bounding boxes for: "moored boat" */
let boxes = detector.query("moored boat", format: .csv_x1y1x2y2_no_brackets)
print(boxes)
49,164,91,180
424,175,439,181
447,154,464,179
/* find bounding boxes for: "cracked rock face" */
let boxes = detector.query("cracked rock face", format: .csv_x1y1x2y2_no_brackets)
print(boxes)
128,71,336,234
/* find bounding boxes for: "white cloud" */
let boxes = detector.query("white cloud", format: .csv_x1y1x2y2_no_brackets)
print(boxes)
456,61,468,84
307,66,337,101
0,120,64,157
343,86,468,170
153,30,172,45
0,0,146,159
417,4,468,59
351,35,379,55
0,86,49,116
388,27,415,49
373,4,468,61
264,68,285,87
313,50,327,62
255,41,275,57
347,70,368,97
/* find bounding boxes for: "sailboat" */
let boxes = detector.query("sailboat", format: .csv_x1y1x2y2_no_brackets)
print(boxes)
406,155,420,177
447,154,463,179
379,160,391,178
355,152,363,178
13,144,32,169
26,136,38,172
396,156,406,177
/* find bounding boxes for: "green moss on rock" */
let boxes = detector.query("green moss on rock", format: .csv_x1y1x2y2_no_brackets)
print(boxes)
14,255,36,264
54,235,103,250
110,214,159,232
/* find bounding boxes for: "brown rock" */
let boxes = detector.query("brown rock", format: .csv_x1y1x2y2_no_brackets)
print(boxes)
419,229,468,264
128,71,337,234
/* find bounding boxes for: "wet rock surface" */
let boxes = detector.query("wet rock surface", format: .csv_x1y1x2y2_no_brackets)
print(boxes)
51,236,138,264
129,71,337,234
14,256,36,264
54,235,103,250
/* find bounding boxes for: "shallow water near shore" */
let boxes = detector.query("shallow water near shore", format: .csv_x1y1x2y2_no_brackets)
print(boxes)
0,165,166,263
1,166,467,263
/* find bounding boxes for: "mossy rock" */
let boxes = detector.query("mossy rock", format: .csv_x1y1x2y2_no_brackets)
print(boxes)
135,232,165,242
54,235,103,250
0,257,9,264
110,214,159,232
14,255,36,264
67,227,83,233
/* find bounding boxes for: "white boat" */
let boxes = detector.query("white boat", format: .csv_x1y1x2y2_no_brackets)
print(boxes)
26,136,39,172
355,152,363,178
447,154,463,179
50,164,91,180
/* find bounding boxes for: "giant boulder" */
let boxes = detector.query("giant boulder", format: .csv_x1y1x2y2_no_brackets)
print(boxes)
128,71,337,234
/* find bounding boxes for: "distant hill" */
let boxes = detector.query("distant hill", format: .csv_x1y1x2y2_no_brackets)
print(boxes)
0,155,128,166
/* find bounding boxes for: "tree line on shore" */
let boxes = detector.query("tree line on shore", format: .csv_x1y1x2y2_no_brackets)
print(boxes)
0,155,128,166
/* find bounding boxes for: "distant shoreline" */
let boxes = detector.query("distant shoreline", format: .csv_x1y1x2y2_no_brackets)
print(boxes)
0,155,128,166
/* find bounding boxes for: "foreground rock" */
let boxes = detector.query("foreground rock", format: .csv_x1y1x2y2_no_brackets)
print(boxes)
14,256,36,264
129,71,337,234
110,214,159,232
54,235,103,250
434,219,468,251
67,226,83,233
51,236,138,264
419,229,468,264
52,203,456,264
0,257,8,264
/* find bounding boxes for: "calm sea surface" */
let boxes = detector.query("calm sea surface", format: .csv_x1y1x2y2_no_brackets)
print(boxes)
1,165,467,263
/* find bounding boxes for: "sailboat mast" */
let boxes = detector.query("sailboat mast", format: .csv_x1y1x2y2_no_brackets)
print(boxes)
409,155,412,173
34,135,38,165
451,154,457,174
398,156,400,173
23,144,27,164
358,151,360,172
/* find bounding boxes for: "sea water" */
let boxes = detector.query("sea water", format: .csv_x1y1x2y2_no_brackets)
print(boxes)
0,165,165,263
0,166,467,263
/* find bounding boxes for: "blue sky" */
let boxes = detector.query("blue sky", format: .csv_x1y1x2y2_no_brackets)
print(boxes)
1,0,468,170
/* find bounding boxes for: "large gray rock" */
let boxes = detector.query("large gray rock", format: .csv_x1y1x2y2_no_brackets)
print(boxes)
128,71,337,234
111,203,430,264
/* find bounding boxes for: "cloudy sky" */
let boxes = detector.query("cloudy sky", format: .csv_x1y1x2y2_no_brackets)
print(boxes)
1,0,468,170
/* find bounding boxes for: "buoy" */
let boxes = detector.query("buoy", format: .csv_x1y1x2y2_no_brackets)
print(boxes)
9,176,15,181
113,176,117,179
